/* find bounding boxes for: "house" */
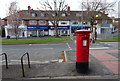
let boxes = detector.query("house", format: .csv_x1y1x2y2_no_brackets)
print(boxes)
0,18,5,37
2,6,113,38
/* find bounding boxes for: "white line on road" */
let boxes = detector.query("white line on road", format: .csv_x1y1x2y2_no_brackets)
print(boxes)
10,60,50,64
90,47,109,50
66,43,72,50
29,44,63,46
29,44,32,46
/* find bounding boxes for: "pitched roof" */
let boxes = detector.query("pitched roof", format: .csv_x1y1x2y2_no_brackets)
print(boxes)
3,9,111,21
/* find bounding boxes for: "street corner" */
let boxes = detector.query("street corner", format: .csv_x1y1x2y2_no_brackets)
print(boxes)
64,49,118,78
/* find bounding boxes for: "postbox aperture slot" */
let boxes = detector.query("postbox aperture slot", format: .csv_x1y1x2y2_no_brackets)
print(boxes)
82,37,88,38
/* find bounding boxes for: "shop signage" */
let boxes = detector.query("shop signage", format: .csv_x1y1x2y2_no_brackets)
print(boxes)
27,26,48,29
71,26,89,28
50,26,69,29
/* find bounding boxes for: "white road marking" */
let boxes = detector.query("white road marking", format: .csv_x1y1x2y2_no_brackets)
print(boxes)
29,44,32,46
90,47,109,50
95,44,100,45
66,43,72,50
29,44,63,46
9,60,50,64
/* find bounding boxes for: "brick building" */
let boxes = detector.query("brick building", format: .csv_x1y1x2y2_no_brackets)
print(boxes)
3,6,113,38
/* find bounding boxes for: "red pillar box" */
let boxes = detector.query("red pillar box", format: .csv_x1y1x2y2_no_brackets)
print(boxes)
75,30,92,73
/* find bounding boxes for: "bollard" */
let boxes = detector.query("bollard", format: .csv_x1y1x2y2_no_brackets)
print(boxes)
75,30,91,73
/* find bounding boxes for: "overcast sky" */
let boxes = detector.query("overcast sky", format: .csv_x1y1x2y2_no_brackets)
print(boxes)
0,0,119,18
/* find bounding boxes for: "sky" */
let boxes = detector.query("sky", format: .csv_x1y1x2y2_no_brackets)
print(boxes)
0,0,119,19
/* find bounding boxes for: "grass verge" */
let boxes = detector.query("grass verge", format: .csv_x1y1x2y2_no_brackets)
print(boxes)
1,37,72,44
97,37,120,42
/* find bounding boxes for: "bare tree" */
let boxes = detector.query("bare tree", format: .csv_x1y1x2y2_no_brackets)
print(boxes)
81,0,116,41
39,0,68,37
0,18,2,28
7,1,21,39
0,18,3,37
118,1,120,32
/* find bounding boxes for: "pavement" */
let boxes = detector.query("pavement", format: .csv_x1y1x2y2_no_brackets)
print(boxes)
1,41,120,81
65,42,119,79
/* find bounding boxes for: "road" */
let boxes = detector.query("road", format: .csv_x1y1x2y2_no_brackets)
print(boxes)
2,43,72,63
1,41,119,80
2,41,118,63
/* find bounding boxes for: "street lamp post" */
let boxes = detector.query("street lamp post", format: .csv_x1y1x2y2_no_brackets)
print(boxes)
91,14,98,43
94,15,98,40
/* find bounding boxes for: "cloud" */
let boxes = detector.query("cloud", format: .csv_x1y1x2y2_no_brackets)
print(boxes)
0,0,118,18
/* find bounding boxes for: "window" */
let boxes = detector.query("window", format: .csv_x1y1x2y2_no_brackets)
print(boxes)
21,20,25,25
73,21,78,25
76,13,82,17
52,13,55,16
61,22,67,25
83,22,87,25
31,13,35,17
98,13,101,17
39,20,46,25
29,20,37,25
25,11,28,16
102,20,107,24
62,13,66,17
31,13,37,17
40,13,45,17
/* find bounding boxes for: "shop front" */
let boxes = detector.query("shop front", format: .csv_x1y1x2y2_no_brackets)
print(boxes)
49,26,70,36
4,25,27,38
27,26,49,37
70,26,90,36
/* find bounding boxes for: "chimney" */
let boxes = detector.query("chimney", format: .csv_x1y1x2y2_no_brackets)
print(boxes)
28,6,31,13
67,6,70,15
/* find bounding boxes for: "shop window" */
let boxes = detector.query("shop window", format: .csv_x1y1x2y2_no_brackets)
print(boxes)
101,28,109,34
31,30,37,37
29,20,37,25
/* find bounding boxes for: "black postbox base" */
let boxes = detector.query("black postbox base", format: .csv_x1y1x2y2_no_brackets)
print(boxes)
76,62,89,73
